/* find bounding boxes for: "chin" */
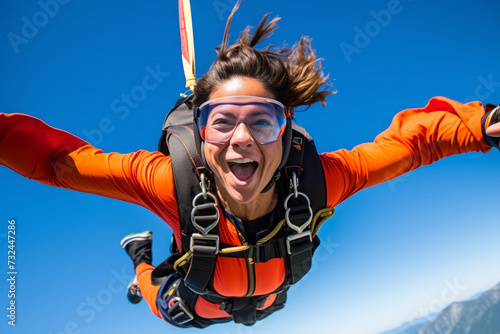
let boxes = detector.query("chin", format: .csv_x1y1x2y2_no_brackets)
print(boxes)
227,187,259,204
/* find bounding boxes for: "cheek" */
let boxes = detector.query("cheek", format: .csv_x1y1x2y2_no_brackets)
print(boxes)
204,143,224,175
204,144,216,169
264,142,283,170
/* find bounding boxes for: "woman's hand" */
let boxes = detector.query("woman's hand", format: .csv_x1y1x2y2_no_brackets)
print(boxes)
483,104,500,149
486,106,500,137
486,122,500,137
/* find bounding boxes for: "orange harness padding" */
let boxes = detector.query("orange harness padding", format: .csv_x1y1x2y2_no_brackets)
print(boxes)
210,212,287,297
165,199,333,326
135,216,291,325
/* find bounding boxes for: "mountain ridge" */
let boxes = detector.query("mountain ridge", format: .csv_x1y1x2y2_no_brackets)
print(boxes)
378,281,500,334
418,282,500,334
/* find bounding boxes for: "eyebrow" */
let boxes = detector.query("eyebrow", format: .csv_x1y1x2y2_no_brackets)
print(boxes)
248,111,274,118
210,109,275,119
210,110,237,119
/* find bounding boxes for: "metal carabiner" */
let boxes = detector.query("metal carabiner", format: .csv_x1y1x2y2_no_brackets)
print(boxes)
199,172,208,199
289,172,299,198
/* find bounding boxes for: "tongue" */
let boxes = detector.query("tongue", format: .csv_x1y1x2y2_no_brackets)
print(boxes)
229,162,257,181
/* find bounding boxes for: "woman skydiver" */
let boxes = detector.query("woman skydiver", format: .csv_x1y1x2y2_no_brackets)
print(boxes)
1,2,500,330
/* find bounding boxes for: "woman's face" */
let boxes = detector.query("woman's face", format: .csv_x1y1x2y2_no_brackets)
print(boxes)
204,76,283,203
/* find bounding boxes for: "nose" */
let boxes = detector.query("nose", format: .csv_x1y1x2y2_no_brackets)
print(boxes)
229,122,254,147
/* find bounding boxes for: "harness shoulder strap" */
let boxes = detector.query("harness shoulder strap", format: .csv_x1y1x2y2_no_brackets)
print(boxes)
285,124,326,211
280,124,327,284
158,95,204,237
158,95,219,293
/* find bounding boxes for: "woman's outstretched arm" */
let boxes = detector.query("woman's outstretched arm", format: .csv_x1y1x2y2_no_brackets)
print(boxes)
0,113,181,239
320,97,493,207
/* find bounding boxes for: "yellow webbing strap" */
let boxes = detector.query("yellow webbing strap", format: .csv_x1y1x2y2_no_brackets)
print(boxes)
256,219,286,245
178,0,196,91
310,208,335,237
173,250,192,271
219,245,250,254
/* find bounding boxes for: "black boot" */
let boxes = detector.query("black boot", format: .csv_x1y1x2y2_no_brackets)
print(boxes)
120,230,153,268
120,231,153,304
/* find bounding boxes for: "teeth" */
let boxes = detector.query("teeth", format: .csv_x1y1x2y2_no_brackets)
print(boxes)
230,159,254,164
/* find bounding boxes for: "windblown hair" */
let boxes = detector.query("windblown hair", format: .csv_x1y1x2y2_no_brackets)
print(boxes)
193,3,334,108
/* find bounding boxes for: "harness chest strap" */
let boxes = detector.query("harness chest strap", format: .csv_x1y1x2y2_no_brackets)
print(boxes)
178,206,335,293
171,206,334,326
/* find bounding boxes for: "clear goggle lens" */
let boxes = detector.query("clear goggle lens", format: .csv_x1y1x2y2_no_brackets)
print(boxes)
194,96,290,145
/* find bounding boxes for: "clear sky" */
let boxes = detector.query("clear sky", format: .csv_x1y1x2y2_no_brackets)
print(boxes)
1,0,500,333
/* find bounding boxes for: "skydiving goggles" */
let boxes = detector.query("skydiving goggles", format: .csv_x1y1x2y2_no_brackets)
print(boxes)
193,96,293,145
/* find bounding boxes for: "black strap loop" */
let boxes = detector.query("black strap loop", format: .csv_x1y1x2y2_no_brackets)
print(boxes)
184,234,219,293
286,232,314,284
218,296,269,325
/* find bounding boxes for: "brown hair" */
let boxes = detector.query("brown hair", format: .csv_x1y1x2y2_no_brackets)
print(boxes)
193,3,334,108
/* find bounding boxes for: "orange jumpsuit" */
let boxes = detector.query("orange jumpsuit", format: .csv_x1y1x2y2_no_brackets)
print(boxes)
0,96,492,323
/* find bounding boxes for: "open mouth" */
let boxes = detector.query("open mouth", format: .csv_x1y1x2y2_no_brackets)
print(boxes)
227,159,258,182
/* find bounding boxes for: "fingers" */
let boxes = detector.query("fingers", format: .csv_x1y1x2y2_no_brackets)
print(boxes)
486,122,500,137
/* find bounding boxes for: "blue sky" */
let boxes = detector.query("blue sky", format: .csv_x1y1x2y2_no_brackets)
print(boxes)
1,0,500,333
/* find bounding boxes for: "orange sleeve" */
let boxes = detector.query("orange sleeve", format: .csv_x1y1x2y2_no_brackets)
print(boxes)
320,97,492,208
136,263,162,318
0,113,181,242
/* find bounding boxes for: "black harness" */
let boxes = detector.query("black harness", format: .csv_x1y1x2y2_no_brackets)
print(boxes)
155,95,334,327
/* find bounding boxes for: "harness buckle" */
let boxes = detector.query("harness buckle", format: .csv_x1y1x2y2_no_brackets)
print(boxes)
190,233,219,255
286,231,312,255
167,298,195,325
284,172,313,234
191,173,220,235
284,192,313,234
